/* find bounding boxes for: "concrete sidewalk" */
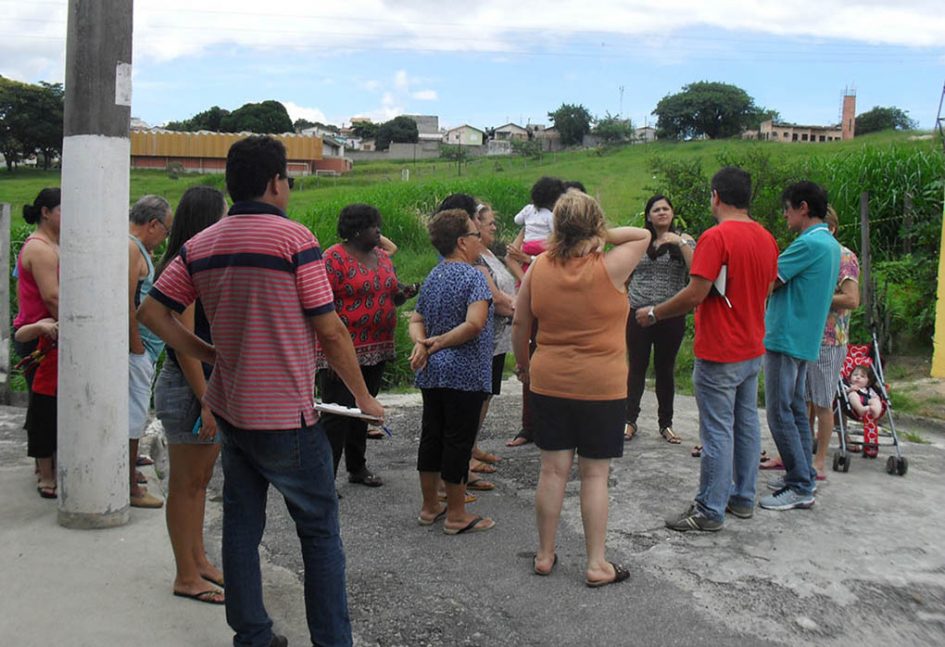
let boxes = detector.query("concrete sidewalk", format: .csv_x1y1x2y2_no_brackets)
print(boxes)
0,406,238,646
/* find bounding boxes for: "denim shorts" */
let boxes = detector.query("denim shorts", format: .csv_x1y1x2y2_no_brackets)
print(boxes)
129,352,156,440
154,360,216,445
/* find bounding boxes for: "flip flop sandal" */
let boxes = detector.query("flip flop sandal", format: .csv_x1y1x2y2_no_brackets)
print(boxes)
466,477,495,491
443,515,495,535
533,553,558,576
366,427,385,440
37,485,57,499
438,492,477,504
473,450,501,464
659,427,682,444
624,422,637,442
759,457,785,470
417,506,448,526
470,460,497,474
585,562,630,588
691,445,702,458
173,589,225,605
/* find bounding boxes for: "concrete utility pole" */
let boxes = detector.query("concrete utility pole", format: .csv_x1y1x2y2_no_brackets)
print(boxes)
58,0,133,528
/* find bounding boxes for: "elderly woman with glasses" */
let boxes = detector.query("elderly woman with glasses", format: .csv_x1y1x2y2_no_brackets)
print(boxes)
410,209,495,535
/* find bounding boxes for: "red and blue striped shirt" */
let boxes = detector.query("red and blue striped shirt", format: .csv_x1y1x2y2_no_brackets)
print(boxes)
150,201,334,430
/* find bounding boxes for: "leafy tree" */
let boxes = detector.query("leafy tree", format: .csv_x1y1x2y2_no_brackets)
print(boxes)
293,118,317,131
855,106,918,136
510,138,543,160
220,100,293,134
440,144,470,176
0,77,64,171
592,112,633,144
351,121,379,140
653,81,770,140
166,105,229,132
548,103,592,146
746,108,781,131
376,116,419,150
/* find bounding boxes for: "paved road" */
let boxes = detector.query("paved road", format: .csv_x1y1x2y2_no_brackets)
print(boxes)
222,382,945,647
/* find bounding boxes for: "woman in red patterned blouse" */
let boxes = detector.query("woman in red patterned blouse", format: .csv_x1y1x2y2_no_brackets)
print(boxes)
317,204,414,489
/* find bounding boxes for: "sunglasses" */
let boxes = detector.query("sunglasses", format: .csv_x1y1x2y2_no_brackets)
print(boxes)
459,231,481,239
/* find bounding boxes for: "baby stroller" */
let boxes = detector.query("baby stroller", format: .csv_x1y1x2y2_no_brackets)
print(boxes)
832,331,907,476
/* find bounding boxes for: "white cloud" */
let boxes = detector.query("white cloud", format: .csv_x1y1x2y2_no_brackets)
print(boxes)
3,1,942,85
411,90,438,101
282,101,328,125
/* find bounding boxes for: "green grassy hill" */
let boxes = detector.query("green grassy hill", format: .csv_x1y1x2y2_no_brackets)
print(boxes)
2,130,940,388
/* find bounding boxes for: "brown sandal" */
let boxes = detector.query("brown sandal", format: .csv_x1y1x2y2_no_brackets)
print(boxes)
659,426,681,444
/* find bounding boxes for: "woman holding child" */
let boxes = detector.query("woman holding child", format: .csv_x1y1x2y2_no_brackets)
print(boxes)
513,189,650,585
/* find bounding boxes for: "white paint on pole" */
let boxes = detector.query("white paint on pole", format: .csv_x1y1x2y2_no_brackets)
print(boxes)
115,62,132,106
58,134,130,528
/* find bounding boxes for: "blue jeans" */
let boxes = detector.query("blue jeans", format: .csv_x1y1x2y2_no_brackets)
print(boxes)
692,357,763,522
218,417,352,647
764,351,816,496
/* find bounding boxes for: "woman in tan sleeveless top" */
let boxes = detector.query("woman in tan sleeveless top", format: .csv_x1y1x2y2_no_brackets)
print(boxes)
511,190,650,586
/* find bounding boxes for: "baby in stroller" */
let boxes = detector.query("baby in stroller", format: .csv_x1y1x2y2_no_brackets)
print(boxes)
845,365,884,420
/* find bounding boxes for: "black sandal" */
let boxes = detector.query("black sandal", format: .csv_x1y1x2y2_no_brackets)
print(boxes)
348,469,383,487
624,422,637,442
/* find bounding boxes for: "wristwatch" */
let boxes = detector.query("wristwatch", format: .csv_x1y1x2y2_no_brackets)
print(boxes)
647,306,658,324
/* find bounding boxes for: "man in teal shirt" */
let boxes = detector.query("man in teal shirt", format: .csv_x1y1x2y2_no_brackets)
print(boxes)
760,181,840,511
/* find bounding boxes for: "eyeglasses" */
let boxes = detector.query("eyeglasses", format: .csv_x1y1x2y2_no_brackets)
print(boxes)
459,231,481,239
152,218,170,237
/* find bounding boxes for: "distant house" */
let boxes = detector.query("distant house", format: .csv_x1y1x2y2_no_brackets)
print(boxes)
758,120,844,143
313,134,352,175
530,125,562,151
634,126,657,143
493,123,529,141
404,114,443,142
443,125,485,146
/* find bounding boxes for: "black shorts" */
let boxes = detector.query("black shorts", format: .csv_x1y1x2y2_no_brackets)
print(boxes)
491,353,506,396
529,391,625,459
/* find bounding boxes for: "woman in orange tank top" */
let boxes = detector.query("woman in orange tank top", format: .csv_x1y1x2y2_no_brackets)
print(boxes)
511,190,650,586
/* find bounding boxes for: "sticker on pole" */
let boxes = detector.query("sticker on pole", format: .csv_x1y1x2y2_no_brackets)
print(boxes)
115,62,132,107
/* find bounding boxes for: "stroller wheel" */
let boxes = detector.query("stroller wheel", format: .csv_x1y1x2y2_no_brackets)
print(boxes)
833,451,850,473
886,456,897,475
897,457,908,476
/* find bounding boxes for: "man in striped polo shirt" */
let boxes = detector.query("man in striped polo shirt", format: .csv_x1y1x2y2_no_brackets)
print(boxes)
139,135,383,647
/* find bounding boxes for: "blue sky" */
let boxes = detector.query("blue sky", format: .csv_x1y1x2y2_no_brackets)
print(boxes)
3,1,943,131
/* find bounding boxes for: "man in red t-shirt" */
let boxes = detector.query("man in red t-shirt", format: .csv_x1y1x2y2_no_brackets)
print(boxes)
636,166,779,531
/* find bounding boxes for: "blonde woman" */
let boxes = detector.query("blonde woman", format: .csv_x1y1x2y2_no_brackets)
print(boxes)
512,190,650,585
